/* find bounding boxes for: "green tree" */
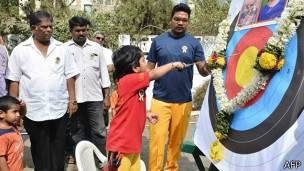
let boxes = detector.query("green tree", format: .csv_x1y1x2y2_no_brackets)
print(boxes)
87,0,173,50
0,0,232,50
0,0,29,38
0,0,78,42
112,0,173,39
189,0,230,36
89,11,119,49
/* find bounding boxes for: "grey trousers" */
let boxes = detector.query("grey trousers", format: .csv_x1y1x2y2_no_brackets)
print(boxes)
71,101,107,154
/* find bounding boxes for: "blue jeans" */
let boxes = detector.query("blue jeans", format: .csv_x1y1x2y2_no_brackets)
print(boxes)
71,101,106,154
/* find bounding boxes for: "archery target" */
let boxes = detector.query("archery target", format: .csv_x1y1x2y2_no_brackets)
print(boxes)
194,20,304,171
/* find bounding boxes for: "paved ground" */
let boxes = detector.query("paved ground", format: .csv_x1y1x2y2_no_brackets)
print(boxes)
23,111,211,171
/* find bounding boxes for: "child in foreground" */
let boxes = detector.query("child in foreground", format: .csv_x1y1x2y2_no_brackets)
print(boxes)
0,96,24,171
105,45,185,171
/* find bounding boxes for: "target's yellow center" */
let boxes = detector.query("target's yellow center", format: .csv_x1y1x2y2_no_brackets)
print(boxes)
235,46,258,88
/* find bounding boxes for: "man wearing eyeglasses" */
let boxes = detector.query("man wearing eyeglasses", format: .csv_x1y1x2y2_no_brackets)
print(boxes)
92,31,114,129
93,31,114,72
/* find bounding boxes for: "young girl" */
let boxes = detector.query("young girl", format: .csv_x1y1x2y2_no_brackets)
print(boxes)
105,45,185,171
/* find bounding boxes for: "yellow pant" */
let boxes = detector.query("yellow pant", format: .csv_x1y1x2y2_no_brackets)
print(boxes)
118,153,140,171
148,98,192,171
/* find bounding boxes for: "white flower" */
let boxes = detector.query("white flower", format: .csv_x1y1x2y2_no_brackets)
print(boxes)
210,0,304,115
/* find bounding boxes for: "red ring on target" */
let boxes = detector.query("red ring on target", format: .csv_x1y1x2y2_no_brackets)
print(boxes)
225,27,273,107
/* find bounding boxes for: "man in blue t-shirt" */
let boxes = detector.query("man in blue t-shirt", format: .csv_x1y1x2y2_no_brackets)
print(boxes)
147,3,210,171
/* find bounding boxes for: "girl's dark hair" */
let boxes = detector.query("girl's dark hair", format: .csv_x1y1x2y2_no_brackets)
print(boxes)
113,45,142,80
0,96,20,113
29,10,53,29
171,3,191,19
68,16,91,31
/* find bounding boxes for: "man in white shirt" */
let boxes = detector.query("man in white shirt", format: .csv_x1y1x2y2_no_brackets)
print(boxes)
65,16,111,155
92,31,113,127
92,31,114,72
6,11,79,171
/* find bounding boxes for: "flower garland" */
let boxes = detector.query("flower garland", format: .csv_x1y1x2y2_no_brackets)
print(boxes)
207,0,304,161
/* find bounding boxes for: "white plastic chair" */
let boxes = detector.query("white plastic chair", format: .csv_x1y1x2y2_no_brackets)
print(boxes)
75,140,146,171
140,160,146,171
75,140,107,171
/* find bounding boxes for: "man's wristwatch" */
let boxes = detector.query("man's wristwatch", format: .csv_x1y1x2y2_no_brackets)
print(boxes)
69,100,77,105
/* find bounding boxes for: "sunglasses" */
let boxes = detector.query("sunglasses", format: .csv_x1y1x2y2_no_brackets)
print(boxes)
95,37,104,40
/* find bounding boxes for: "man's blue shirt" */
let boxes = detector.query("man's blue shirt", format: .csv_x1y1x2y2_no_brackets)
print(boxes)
147,32,205,103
